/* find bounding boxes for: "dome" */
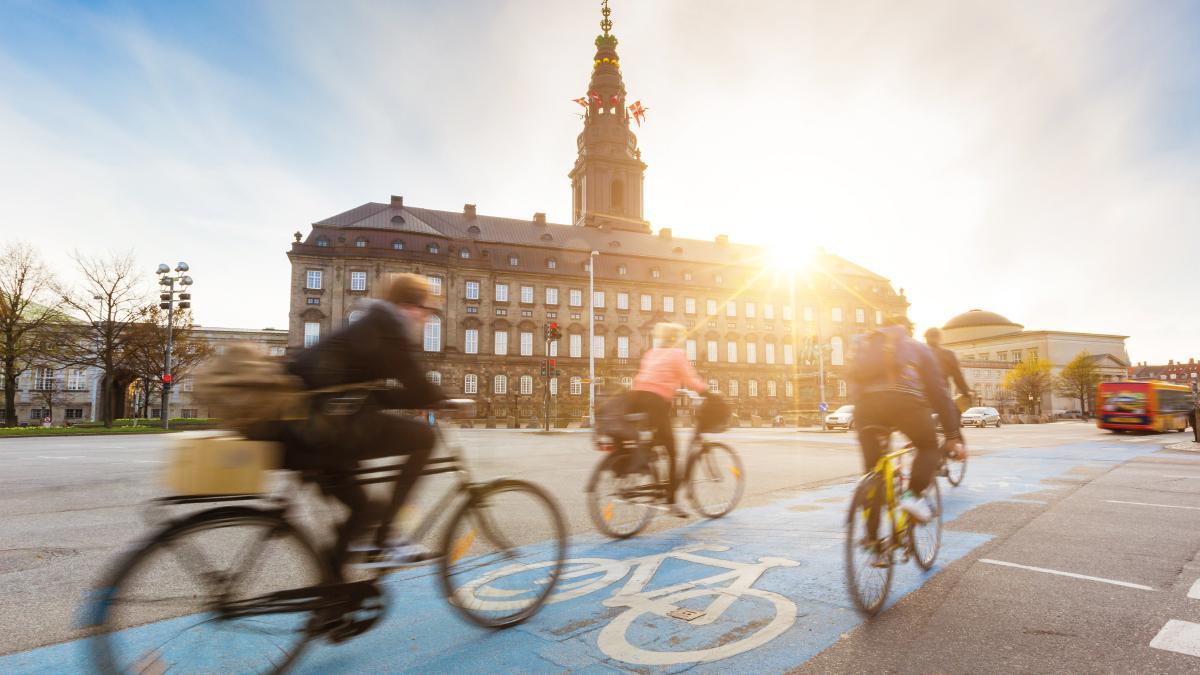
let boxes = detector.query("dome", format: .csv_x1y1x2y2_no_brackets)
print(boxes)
943,309,1022,331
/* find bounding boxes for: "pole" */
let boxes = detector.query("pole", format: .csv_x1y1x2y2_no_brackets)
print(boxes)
816,335,826,410
588,251,597,428
543,331,551,433
161,277,174,430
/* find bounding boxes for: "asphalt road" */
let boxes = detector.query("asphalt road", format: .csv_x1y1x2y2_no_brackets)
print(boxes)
1,423,1197,673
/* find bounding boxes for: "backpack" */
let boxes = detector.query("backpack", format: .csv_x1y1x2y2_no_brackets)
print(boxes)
193,343,307,434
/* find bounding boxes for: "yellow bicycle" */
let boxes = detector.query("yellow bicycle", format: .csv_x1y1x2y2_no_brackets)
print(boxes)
844,427,942,617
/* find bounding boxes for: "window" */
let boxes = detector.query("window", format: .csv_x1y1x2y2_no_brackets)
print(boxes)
617,292,629,310
355,237,367,248
494,330,508,355
548,339,558,357
707,378,720,393
569,289,583,307
423,316,441,352
34,367,55,390
764,304,774,320
546,287,559,305
838,380,848,398
620,376,633,388
520,285,534,304
783,344,794,365
427,371,442,385
748,380,759,397
464,374,478,394
855,308,866,323
306,270,322,290
304,322,320,348
651,268,661,279
685,297,696,315
519,375,533,395
707,340,718,362
428,243,440,254
593,291,605,308
570,334,582,358
66,369,87,391
464,329,479,354
686,339,697,361
465,281,480,300
830,336,845,366
509,255,519,267
783,305,794,321
767,380,777,397
570,376,582,395
746,342,757,364
803,306,814,322
547,258,558,269
494,375,507,394
347,309,365,324
181,377,194,392
875,309,883,325
460,248,470,259
785,380,794,398
726,301,737,317
727,342,737,363
520,331,533,356
765,343,776,364
549,378,558,396
495,283,509,302
392,239,404,250
728,380,739,397
662,296,674,313
592,335,605,359
746,302,756,319
306,298,320,305
684,271,693,281
618,264,628,276
427,275,443,296
30,408,49,421
640,294,652,311
65,408,84,420
707,299,718,316
715,274,724,285
350,271,367,291
617,335,630,359
832,307,843,322
316,237,330,248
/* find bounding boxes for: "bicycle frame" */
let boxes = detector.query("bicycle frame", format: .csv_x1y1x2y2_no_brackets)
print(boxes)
863,441,912,544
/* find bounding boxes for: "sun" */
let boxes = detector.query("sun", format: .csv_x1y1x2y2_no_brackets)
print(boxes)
764,240,818,274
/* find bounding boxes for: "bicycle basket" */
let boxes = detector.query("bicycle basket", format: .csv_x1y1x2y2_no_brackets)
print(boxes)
164,433,281,495
696,393,730,433
594,393,637,448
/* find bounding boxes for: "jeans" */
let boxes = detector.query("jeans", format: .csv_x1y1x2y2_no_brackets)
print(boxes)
627,390,678,504
854,391,941,496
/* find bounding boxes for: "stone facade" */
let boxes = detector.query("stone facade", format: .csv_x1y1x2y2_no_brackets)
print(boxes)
2,363,101,426
159,327,288,419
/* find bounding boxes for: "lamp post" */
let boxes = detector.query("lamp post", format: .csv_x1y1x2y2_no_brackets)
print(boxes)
588,250,599,427
157,262,193,430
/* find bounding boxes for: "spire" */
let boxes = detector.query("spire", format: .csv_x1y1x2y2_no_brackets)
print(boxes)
568,0,648,232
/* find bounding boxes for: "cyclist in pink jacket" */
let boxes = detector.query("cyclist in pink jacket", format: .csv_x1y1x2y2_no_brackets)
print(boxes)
629,322,708,516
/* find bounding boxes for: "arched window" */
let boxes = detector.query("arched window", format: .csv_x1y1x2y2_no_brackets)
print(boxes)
463,374,478,394
347,310,365,324
493,374,507,394
830,336,845,366
423,316,441,352
391,239,404,250
427,371,442,385
519,375,533,395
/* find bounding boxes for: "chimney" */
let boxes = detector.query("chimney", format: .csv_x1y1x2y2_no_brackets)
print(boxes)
1190,358,1195,365
715,234,729,246
390,195,403,208
533,212,546,225
464,204,477,219
659,227,672,239
1169,359,1175,365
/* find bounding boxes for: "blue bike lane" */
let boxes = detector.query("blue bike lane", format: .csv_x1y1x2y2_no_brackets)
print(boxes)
1,438,1164,673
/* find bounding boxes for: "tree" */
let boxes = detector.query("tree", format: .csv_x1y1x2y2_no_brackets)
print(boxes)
124,305,212,419
1003,359,1053,416
1055,351,1102,416
33,370,68,425
0,242,67,426
57,252,148,427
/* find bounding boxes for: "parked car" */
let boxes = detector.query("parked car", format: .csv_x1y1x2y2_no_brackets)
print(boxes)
824,405,855,431
961,406,1001,428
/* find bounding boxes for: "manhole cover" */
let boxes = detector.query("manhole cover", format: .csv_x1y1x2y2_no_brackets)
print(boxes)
667,608,705,622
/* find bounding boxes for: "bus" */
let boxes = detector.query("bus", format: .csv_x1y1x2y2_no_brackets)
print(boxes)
1097,380,1193,433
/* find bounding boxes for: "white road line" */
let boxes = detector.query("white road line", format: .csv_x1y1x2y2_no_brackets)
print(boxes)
1189,578,1200,600
1151,620,1200,657
1105,500,1200,511
978,559,1154,591
36,455,86,460
1162,475,1197,479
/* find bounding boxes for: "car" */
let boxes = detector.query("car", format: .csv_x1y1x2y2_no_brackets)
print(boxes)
961,406,1001,428
824,405,855,431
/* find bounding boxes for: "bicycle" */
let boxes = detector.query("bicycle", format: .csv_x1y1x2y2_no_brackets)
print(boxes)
84,399,568,674
845,426,943,617
586,395,744,539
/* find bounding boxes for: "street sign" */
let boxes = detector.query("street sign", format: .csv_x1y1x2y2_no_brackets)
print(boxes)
818,402,828,413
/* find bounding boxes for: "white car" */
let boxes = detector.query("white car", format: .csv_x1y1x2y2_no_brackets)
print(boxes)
961,406,1001,428
824,405,855,431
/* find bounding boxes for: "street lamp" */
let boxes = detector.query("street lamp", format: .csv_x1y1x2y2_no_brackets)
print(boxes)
157,262,194,430
588,250,599,428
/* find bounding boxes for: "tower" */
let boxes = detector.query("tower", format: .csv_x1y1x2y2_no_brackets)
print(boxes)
569,0,648,233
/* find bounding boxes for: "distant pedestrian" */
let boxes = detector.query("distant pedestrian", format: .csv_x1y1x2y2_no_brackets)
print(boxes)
1190,399,1199,443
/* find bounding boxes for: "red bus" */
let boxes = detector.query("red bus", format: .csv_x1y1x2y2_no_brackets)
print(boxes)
1097,380,1193,433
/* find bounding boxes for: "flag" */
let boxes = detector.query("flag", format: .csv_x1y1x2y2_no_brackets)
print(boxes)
628,100,649,126
609,94,619,105
589,90,603,105
573,97,588,108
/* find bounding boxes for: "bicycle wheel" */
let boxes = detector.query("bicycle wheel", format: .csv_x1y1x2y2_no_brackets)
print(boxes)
440,479,567,628
586,450,657,539
845,474,893,617
686,441,745,518
88,506,331,675
907,479,942,571
944,450,967,487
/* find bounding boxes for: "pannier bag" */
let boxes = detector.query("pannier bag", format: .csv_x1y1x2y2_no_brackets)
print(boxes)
696,393,731,433
193,342,307,433
594,393,638,447
164,433,281,495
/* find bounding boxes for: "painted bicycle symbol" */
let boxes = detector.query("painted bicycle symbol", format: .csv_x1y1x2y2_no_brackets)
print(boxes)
452,543,800,665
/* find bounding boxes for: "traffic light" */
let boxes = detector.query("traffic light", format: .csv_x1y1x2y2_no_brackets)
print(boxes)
159,302,170,310
547,322,562,341
159,293,171,301
178,302,191,309
162,374,172,384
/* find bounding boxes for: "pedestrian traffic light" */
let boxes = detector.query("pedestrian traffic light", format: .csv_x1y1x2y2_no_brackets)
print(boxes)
162,374,172,384
549,359,556,367
547,322,562,341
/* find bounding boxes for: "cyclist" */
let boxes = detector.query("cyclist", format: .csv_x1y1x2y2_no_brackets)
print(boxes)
628,322,708,517
848,315,965,524
924,326,971,404
278,273,444,570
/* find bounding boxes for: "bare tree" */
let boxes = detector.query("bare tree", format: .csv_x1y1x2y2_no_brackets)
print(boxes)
124,304,212,420
57,252,148,427
0,242,67,426
33,370,69,425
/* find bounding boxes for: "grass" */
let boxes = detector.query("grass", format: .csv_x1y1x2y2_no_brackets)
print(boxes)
0,419,219,437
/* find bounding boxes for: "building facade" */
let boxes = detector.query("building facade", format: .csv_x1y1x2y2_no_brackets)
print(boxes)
154,327,288,420
285,12,910,424
1130,359,1200,392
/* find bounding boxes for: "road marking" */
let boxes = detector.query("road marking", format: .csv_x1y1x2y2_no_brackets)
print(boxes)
1151,620,1200,657
978,559,1154,591
36,455,85,460
1189,578,1200,600
1105,500,1200,511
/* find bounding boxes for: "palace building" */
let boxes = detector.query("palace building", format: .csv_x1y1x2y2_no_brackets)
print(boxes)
285,6,909,425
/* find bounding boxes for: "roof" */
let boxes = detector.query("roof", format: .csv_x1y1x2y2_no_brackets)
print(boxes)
943,309,1023,331
308,202,891,281
1084,353,1131,368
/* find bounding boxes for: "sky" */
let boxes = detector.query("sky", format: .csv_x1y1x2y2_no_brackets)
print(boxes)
1,0,1197,364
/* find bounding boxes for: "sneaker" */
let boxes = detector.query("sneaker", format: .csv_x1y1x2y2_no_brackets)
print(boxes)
666,504,690,518
898,491,932,524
